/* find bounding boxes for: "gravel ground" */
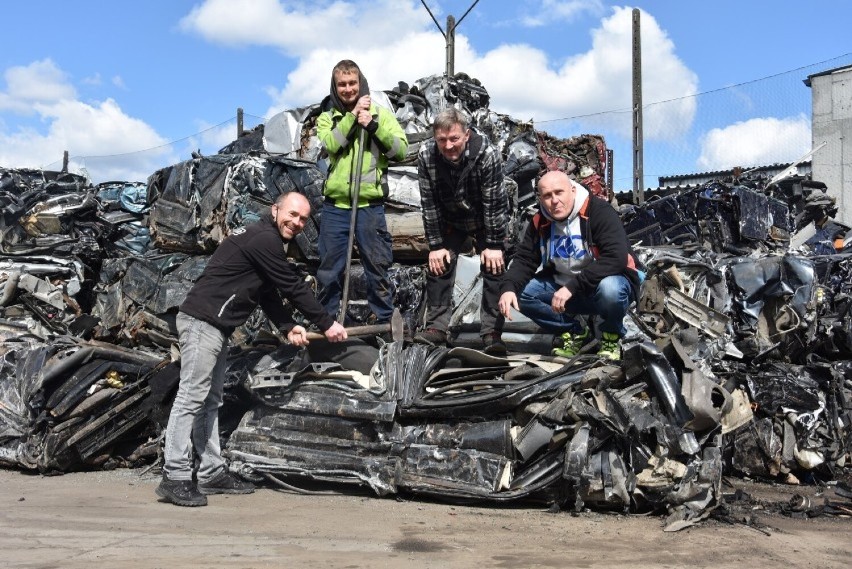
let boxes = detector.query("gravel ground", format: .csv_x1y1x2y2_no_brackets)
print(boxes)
1,467,850,569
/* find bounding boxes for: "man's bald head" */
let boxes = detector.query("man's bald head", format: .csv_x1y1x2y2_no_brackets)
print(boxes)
276,191,309,210
272,192,311,240
537,171,576,221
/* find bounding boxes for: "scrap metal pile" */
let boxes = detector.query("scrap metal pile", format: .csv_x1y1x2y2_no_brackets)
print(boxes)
1,73,851,530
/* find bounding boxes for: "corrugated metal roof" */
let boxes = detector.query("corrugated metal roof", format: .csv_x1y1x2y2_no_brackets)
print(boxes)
657,161,811,186
803,64,852,87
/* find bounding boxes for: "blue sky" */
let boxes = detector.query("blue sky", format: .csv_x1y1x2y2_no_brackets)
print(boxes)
2,0,850,190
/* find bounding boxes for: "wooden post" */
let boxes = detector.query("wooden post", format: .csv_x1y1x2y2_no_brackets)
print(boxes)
446,15,455,78
607,148,614,200
237,108,244,138
632,9,645,204
62,151,69,173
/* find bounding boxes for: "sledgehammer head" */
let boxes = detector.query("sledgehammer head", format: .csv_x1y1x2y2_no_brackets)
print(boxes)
304,307,405,342
389,307,404,342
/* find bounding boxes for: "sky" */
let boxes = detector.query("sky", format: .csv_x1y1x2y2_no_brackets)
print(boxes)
2,0,851,191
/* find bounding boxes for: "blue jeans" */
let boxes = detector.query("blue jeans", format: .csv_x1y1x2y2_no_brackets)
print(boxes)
317,203,394,322
519,274,632,335
163,312,229,483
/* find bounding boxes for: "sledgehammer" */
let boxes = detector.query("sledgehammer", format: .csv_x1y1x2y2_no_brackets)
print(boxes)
304,307,404,342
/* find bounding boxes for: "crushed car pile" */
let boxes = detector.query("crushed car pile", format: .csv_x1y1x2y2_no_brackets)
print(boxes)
1,72,851,531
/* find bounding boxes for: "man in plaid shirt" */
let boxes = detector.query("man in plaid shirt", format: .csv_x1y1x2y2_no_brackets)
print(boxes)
415,107,509,355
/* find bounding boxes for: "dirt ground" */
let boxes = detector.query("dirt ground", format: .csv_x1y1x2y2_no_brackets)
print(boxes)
0,467,849,569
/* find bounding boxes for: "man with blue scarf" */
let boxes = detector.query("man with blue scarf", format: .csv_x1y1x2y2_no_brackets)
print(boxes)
498,170,641,360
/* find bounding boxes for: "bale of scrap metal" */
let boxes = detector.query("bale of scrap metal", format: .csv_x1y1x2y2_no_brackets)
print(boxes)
0,337,164,472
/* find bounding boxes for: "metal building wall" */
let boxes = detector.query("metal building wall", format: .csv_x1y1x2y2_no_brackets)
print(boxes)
810,66,852,225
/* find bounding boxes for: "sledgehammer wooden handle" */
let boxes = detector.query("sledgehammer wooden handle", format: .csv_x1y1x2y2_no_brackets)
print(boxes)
305,323,390,341
304,308,404,342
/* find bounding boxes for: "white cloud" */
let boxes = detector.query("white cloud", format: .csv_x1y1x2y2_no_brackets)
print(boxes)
82,73,102,86
696,114,811,171
0,61,175,182
264,30,447,117
521,0,605,27
0,59,77,113
180,0,428,54
181,0,441,118
474,7,697,140
237,3,698,143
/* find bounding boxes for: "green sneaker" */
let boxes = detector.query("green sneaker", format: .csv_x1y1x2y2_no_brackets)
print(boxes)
552,328,590,357
598,332,621,361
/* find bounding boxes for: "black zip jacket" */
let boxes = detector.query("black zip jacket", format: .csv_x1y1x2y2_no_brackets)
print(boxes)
180,216,334,334
501,195,641,301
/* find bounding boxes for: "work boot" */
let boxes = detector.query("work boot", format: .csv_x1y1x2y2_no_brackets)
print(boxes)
552,328,591,358
156,475,207,507
198,468,256,495
413,328,448,347
482,333,508,356
597,331,622,361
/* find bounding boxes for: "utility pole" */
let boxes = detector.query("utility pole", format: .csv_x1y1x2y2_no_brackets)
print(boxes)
632,8,645,204
446,15,455,77
420,0,480,79
607,149,614,199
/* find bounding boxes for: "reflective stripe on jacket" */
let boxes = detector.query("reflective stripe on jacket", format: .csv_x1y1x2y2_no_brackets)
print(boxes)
317,103,408,208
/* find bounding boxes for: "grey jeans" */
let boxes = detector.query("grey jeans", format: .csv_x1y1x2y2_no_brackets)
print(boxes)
163,312,229,483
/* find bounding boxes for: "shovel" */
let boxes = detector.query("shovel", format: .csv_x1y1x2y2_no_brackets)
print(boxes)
337,127,367,324
306,307,404,342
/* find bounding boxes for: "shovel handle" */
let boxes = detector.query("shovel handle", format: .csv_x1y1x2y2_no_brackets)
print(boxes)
338,128,368,323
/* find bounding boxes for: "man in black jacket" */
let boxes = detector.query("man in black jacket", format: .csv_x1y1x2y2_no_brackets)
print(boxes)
498,171,641,360
414,107,509,355
156,192,347,507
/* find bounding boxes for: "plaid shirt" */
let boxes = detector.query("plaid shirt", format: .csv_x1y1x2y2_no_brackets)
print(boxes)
417,131,508,250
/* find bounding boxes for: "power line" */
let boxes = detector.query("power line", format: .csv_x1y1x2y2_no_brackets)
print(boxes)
537,51,852,125
644,52,852,108
68,116,238,160
537,109,632,124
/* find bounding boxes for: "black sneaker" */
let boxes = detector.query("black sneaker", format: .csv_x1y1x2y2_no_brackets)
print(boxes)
198,469,255,495
482,333,508,356
156,475,208,507
413,328,448,347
